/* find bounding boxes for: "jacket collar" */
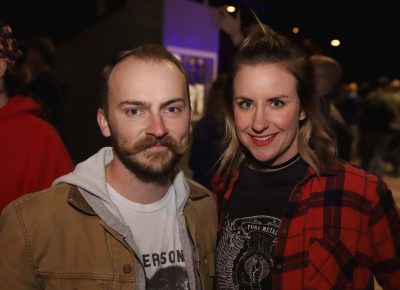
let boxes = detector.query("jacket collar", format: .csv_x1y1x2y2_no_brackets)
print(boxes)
67,176,210,215
67,186,96,215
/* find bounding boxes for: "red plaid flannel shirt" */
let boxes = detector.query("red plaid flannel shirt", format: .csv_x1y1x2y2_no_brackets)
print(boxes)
212,161,400,289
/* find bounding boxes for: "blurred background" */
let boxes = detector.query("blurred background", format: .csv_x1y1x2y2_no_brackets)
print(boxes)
4,0,399,84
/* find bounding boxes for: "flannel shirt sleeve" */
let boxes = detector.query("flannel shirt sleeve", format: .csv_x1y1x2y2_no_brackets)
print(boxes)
368,179,400,289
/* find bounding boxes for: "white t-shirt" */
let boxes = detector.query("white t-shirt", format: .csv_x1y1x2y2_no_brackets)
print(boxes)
107,183,188,285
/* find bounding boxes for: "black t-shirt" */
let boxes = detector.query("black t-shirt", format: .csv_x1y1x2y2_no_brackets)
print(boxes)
216,157,307,290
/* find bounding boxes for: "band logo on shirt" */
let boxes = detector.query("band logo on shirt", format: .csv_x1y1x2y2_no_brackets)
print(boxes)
216,215,281,289
143,250,185,268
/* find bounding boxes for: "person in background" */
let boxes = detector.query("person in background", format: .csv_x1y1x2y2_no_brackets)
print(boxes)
23,36,67,138
213,22,400,290
336,81,364,160
310,54,353,162
189,74,229,189
0,43,217,290
213,5,245,74
0,21,74,212
387,79,400,176
213,5,244,47
358,75,395,177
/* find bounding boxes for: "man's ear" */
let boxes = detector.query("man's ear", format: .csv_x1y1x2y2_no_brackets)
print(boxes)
97,108,111,137
0,59,8,79
189,106,193,134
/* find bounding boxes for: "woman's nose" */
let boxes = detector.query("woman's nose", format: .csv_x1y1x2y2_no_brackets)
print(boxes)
251,107,269,133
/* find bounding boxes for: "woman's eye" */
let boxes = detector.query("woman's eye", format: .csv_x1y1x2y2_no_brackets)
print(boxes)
271,99,284,107
239,101,252,109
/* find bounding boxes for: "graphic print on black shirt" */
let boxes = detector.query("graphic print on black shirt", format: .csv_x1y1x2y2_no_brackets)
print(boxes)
216,215,280,290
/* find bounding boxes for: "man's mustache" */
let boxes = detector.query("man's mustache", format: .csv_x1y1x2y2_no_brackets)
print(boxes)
128,135,181,155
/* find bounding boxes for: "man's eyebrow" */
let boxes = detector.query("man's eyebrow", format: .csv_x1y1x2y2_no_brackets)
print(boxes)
117,98,187,109
118,100,149,108
160,98,187,108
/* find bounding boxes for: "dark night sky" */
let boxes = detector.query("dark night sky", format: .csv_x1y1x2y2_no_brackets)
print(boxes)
1,0,124,43
2,0,399,84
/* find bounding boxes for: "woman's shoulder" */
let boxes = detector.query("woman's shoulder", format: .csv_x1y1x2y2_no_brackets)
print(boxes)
336,160,379,183
329,160,392,202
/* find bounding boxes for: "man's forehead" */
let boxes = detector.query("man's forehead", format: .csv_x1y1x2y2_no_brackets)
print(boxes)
118,56,172,69
110,57,185,83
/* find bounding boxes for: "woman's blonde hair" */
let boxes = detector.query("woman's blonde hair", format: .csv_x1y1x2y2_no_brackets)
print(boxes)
218,23,336,177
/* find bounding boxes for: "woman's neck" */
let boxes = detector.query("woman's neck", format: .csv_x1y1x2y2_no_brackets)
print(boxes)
248,154,301,172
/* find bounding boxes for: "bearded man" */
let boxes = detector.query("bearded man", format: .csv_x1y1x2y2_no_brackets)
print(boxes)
0,44,217,290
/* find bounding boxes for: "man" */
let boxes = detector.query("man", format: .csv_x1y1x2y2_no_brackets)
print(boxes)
0,21,74,211
0,44,217,289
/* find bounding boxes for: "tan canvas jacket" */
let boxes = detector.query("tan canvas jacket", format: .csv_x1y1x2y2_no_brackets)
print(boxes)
0,180,217,290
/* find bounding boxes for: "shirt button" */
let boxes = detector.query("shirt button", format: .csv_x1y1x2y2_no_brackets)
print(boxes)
275,263,282,270
122,264,133,274
281,227,288,234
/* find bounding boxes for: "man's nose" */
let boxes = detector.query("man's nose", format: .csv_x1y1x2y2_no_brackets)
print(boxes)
146,113,168,138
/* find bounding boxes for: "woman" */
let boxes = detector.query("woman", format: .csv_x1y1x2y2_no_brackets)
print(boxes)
213,22,400,290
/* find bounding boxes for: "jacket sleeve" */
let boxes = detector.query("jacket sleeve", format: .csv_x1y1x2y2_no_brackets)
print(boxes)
368,179,400,289
0,204,42,289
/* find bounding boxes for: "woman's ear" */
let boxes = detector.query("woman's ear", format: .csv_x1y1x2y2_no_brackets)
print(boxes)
299,109,306,121
97,108,111,137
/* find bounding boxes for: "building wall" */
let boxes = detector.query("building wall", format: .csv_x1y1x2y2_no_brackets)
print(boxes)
56,0,163,162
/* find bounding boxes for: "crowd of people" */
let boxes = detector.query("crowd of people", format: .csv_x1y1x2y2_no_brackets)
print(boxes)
1,8,399,290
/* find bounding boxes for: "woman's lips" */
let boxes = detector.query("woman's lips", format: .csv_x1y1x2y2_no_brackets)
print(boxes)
250,134,276,146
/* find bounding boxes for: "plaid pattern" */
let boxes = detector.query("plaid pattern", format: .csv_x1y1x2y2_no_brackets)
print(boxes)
213,161,400,289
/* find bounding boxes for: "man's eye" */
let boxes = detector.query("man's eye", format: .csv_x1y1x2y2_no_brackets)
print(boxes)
126,108,140,115
166,106,181,113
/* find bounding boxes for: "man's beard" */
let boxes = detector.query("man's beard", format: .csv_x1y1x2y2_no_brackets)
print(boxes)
111,134,186,182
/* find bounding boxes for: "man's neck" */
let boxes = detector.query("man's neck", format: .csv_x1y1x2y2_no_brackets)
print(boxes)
105,159,171,204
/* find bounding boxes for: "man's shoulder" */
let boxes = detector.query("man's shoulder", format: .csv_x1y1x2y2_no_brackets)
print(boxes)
184,177,218,229
2,183,73,218
186,178,212,200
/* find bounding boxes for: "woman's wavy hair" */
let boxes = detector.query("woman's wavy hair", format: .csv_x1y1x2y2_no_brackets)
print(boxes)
219,22,336,177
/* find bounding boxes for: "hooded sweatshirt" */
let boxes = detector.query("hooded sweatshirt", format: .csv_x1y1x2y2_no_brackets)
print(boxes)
0,96,74,211
54,147,199,289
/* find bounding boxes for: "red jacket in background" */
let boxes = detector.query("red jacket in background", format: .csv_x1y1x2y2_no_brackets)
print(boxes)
0,96,74,211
